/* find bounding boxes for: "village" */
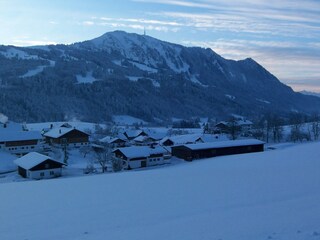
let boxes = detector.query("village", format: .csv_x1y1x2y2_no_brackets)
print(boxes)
0,116,271,182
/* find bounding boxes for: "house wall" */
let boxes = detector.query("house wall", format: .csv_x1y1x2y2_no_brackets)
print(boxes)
2,141,43,156
28,168,62,179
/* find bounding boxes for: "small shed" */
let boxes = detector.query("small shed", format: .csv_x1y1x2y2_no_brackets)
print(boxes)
14,152,66,179
172,139,264,161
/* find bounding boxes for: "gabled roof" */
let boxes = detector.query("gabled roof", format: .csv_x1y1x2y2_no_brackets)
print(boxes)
181,139,264,151
99,136,126,144
114,146,167,159
14,152,65,170
0,131,42,142
160,134,203,145
43,127,89,139
123,130,145,139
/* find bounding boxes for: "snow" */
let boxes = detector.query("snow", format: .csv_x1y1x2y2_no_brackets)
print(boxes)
14,152,64,170
0,48,39,60
91,31,190,73
76,71,97,84
20,65,47,78
129,61,158,73
257,98,271,104
190,74,208,87
27,122,99,133
0,151,16,173
225,94,236,100
126,76,160,87
0,142,320,239
113,115,147,125
0,131,42,142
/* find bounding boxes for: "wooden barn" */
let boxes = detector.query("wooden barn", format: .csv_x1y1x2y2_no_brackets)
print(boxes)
14,152,66,179
44,127,89,148
171,139,264,161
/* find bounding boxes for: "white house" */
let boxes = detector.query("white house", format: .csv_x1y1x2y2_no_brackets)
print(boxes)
0,131,44,156
14,152,66,179
113,146,170,169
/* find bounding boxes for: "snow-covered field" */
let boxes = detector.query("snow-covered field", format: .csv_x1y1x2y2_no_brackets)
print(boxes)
1,142,319,240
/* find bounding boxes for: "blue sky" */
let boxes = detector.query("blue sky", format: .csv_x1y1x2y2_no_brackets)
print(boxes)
0,0,320,92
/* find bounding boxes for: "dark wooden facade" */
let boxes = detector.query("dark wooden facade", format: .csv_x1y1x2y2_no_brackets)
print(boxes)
48,129,89,144
172,142,264,161
5,139,38,147
29,159,65,171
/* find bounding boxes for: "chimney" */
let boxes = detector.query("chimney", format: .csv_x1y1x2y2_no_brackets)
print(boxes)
59,129,61,134
50,124,53,129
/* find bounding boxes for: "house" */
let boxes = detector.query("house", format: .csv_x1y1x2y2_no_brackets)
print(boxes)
122,130,147,140
215,120,253,135
171,139,264,161
160,134,204,147
113,146,170,169
99,136,127,148
0,131,44,156
14,152,66,179
43,127,89,148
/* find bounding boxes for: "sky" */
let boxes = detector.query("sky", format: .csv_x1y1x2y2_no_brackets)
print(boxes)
0,0,320,92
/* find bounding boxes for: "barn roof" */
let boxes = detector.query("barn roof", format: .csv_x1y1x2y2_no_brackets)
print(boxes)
182,139,264,151
160,134,203,145
0,131,42,142
14,152,65,170
114,146,167,158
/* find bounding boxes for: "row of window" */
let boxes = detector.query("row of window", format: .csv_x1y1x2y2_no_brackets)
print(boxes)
7,146,35,151
149,158,162,162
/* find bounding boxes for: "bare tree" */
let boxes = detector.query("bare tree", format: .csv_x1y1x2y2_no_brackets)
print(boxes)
310,113,320,141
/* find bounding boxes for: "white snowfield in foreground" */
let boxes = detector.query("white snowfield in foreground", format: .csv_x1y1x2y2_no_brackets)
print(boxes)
1,142,320,240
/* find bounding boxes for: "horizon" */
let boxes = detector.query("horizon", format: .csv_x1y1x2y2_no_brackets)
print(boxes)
0,0,319,92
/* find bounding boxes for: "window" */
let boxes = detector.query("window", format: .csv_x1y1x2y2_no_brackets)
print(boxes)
40,172,44,177
50,171,54,175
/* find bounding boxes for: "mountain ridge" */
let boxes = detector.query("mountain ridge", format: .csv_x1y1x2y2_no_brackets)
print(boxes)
0,31,319,123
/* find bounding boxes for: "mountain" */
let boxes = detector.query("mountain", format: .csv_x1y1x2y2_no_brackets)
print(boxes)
300,90,320,98
0,30,320,123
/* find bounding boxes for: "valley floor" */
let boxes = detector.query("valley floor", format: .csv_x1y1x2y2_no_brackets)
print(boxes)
0,142,320,240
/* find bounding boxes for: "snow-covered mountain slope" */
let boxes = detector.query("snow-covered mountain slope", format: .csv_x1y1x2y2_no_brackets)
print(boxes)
1,142,320,240
1,31,320,122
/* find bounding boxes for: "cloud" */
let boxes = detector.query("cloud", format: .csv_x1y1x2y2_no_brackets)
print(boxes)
81,17,181,32
12,39,57,46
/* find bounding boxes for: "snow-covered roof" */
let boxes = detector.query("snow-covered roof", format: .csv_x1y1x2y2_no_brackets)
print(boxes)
161,134,203,145
181,139,264,151
0,131,42,142
0,121,24,132
14,152,65,170
114,146,167,159
124,130,144,138
43,127,73,138
99,136,125,144
44,127,88,138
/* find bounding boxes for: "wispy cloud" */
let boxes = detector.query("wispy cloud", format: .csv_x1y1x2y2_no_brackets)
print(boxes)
81,17,181,32
12,39,57,46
